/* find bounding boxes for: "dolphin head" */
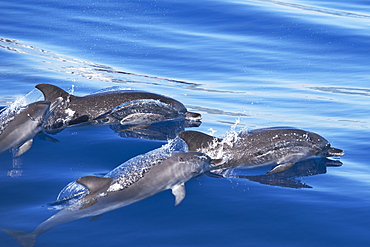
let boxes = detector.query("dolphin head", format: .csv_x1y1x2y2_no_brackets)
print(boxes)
0,97,63,155
167,151,211,177
0,101,51,138
300,130,345,157
24,97,62,129
318,143,344,157
24,101,51,125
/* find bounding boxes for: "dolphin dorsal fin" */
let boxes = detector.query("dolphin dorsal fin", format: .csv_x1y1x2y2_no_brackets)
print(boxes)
76,176,113,194
35,83,73,101
171,183,186,206
178,131,221,151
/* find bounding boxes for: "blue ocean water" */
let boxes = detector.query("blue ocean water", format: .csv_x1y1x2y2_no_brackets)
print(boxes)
0,0,369,246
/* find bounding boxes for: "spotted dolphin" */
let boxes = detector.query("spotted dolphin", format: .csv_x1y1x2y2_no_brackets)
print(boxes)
2,144,210,247
178,127,344,175
35,83,201,132
0,98,62,156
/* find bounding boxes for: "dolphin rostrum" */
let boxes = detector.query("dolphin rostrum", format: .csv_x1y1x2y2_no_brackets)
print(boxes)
178,127,344,175
35,83,201,132
2,139,211,247
0,98,62,156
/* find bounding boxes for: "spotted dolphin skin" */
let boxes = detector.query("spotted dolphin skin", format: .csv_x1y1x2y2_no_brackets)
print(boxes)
2,149,210,247
0,98,62,156
178,127,344,175
35,83,201,132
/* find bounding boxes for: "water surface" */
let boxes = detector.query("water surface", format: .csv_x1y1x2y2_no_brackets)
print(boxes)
1,0,369,246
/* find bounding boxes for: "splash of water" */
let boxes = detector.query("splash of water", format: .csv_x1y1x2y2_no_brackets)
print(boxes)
0,89,43,136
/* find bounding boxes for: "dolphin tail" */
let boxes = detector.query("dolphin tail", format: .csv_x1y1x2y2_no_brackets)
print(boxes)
1,229,37,247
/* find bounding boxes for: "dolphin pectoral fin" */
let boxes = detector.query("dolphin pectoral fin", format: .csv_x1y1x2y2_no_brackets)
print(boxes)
267,163,295,175
172,183,186,206
15,139,33,157
39,133,60,143
1,228,37,247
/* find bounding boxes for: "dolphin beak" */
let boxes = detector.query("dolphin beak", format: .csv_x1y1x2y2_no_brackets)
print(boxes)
185,111,202,121
202,158,225,175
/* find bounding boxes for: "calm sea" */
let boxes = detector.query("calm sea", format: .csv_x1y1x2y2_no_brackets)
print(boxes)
1,0,370,246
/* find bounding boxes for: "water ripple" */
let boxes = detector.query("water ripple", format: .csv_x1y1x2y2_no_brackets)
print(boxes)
310,86,370,97
0,37,248,97
248,0,370,19
0,37,199,87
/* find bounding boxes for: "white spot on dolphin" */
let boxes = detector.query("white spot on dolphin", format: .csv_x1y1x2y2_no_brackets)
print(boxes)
64,108,75,117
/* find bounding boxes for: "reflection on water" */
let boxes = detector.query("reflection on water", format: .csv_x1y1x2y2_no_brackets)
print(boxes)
230,157,342,188
109,119,201,140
